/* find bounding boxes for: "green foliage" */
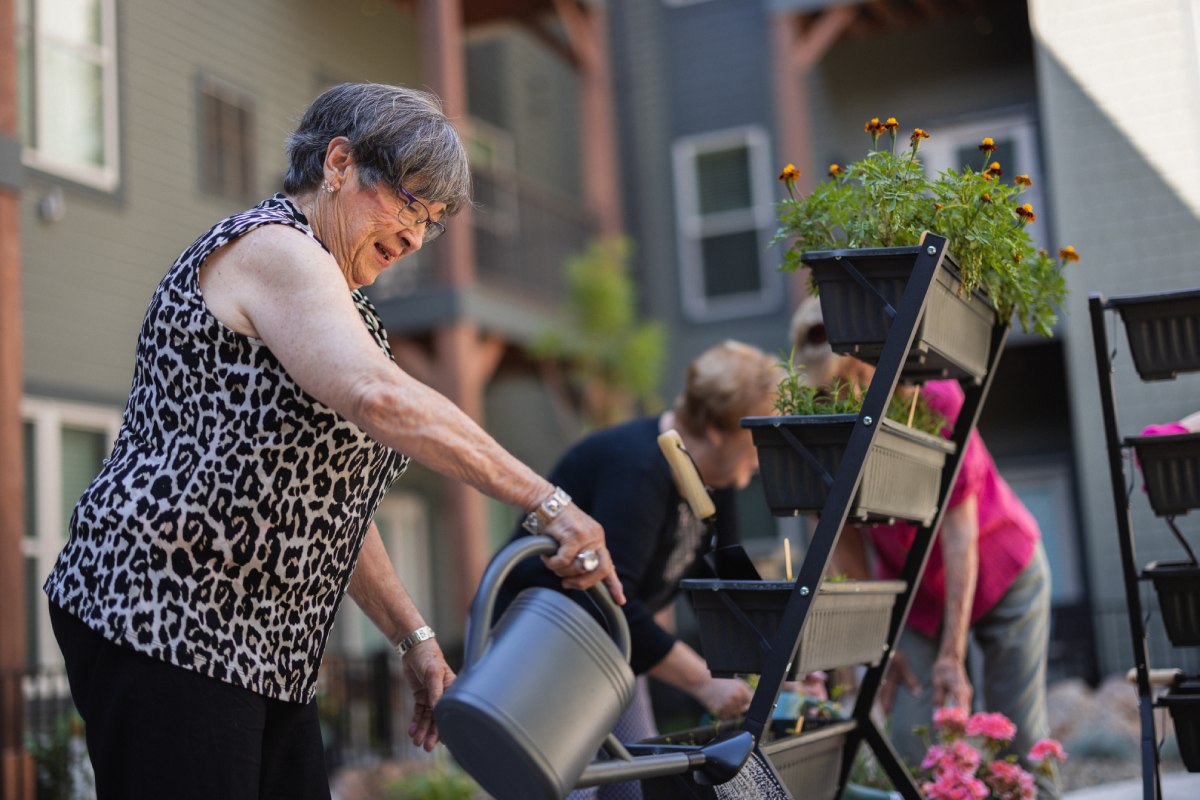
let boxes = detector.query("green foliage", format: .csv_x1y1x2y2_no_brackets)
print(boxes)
773,349,946,437
774,121,1080,337
27,711,92,800
532,236,666,426
382,761,482,800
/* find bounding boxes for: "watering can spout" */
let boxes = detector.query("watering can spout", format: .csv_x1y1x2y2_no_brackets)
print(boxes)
694,730,755,784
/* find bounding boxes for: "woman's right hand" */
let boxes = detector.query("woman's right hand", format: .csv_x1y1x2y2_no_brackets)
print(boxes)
695,677,753,721
541,505,626,605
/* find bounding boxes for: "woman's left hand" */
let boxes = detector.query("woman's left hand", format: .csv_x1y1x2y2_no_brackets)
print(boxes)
402,641,455,751
541,505,626,605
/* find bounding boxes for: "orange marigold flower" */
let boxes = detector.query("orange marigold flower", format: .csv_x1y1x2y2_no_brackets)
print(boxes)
933,202,944,210
980,193,992,204
910,128,930,147
1013,253,1024,263
979,137,996,153
779,164,800,183
1015,203,1036,223
984,161,1003,177
828,164,844,177
1015,174,1033,187
1059,246,1080,263
884,117,900,131
864,117,885,134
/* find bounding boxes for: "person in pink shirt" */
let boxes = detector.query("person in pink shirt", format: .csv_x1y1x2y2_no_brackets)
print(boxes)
791,301,1056,797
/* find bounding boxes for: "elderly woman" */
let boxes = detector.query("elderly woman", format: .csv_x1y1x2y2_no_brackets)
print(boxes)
43,83,621,800
496,340,781,800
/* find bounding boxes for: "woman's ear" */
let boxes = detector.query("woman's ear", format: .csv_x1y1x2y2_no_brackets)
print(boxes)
324,136,353,180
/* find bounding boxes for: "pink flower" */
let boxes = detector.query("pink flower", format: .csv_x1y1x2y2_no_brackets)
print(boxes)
1028,738,1067,764
934,705,970,737
923,771,990,800
965,711,1017,743
985,760,1036,800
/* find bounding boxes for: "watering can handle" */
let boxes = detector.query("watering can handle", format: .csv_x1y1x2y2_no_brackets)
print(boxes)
462,535,631,667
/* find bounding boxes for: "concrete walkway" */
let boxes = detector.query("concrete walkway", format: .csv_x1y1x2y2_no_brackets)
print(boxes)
1063,771,1200,799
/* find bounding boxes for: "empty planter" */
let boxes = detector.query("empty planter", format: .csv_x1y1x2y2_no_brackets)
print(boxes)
1127,432,1200,517
681,579,906,678
1142,560,1200,647
1109,289,1200,381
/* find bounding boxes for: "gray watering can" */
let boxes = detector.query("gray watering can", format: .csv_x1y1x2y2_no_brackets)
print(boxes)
435,535,757,800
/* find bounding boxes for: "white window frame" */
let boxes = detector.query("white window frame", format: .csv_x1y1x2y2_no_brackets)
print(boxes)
672,126,781,321
21,396,122,669
920,112,1049,250
19,0,121,191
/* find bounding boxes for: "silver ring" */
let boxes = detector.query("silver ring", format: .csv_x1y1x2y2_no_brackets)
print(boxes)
575,549,600,573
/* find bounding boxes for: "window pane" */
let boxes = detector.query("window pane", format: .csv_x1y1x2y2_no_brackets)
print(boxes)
38,44,105,168
696,146,752,214
26,555,40,670
40,0,102,46
701,230,762,298
23,421,36,539
61,427,106,536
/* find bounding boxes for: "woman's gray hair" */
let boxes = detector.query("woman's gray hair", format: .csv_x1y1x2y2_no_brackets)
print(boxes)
284,82,472,215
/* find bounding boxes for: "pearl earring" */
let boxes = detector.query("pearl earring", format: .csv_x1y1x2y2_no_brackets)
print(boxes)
322,181,336,194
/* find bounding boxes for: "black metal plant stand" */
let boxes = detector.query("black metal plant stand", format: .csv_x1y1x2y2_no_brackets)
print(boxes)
670,233,1008,799
1088,289,1200,800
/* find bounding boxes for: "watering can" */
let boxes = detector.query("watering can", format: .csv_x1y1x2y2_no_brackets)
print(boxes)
435,535,757,800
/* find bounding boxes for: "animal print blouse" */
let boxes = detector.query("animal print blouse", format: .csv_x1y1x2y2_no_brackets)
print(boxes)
44,195,410,703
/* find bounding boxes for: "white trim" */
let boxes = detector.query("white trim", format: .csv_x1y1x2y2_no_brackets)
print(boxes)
671,125,782,322
21,396,122,668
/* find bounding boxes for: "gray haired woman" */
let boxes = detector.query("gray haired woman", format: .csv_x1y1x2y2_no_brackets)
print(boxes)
43,83,623,800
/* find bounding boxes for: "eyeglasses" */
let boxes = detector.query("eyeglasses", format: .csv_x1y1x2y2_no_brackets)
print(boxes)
395,185,446,243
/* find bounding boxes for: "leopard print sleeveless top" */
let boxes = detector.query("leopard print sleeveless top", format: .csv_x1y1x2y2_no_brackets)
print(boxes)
45,194,410,703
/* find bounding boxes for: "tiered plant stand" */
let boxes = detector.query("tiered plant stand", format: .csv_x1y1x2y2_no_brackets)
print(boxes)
659,233,1008,799
1089,289,1200,800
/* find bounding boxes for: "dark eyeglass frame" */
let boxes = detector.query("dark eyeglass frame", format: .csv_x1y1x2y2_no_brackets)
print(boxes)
395,185,446,243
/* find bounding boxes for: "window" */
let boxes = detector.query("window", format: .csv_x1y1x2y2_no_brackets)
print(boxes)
17,0,120,190
198,76,257,202
673,127,781,320
920,114,1049,250
22,398,120,669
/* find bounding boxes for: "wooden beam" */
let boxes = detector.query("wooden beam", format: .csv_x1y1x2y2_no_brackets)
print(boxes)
794,4,857,71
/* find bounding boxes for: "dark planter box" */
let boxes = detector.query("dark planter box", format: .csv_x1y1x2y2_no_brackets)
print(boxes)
742,414,955,525
639,721,852,800
1126,432,1200,516
1142,561,1200,646
1109,289,1200,381
802,245,996,384
1160,689,1200,772
681,579,907,678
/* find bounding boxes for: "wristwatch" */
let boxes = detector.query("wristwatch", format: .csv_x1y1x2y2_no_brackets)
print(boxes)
522,487,572,535
396,625,436,657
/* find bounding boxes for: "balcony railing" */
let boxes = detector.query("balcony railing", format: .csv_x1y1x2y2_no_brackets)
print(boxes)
367,167,592,309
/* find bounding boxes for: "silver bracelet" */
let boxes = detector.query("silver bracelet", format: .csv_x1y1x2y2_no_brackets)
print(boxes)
396,625,435,657
521,487,572,535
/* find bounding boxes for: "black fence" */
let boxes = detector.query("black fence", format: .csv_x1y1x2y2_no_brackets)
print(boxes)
0,652,416,799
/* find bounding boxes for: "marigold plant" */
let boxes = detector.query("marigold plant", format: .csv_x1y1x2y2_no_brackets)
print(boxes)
774,119,1081,337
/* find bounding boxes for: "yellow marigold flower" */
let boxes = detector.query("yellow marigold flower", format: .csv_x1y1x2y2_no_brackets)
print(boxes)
864,118,884,134
979,137,996,153
884,118,899,131
1015,174,1033,187
910,128,930,147
1013,253,1024,263
779,164,800,183
984,161,1003,178
933,202,944,210
828,164,844,177
1059,246,1080,263
1015,203,1036,223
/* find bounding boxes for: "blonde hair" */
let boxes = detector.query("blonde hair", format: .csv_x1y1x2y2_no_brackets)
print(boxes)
674,340,782,435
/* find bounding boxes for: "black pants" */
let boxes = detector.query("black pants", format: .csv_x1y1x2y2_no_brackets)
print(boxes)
49,602,330,800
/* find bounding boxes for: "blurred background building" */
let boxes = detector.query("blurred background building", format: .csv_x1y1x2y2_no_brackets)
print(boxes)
1,0,1198,793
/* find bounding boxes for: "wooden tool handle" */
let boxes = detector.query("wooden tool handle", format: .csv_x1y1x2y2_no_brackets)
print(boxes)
657,429,716,520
